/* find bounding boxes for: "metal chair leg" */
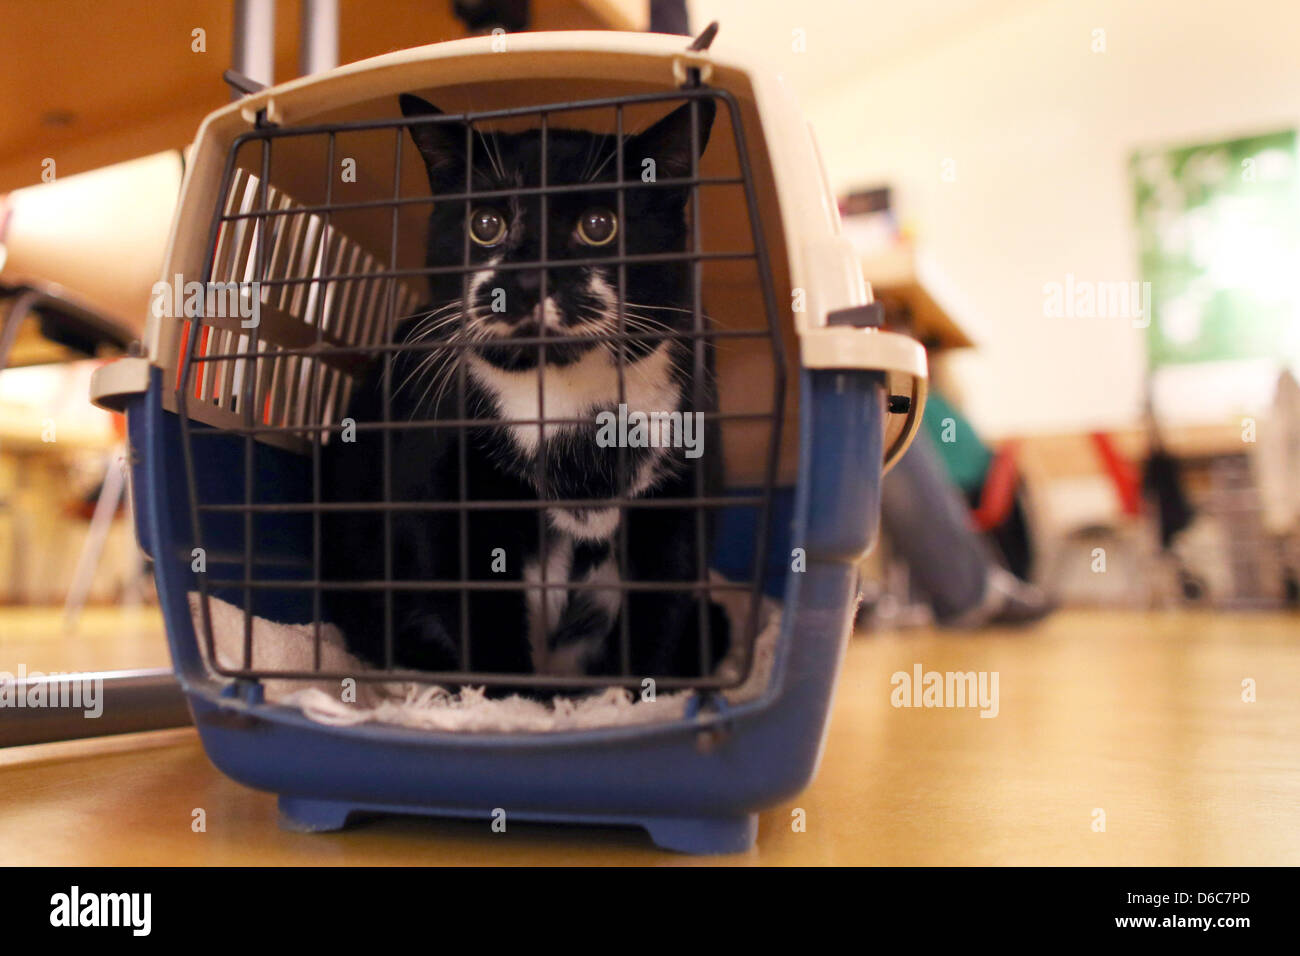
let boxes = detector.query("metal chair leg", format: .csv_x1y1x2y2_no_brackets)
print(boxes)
62,445,127,632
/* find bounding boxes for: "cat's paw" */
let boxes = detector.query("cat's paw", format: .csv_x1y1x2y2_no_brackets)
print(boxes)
394,615,462,673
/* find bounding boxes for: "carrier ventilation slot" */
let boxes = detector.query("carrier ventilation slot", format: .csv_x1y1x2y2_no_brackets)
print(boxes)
170,166,419,452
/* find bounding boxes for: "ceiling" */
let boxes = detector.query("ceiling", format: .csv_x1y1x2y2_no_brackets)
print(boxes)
0,0,633,193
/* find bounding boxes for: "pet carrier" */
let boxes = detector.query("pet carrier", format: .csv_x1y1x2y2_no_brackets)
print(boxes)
91,28,927,854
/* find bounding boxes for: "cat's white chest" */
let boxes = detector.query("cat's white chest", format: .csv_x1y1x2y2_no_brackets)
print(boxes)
466,342,679,457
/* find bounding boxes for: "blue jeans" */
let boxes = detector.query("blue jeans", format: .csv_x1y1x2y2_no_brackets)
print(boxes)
878,431,991,621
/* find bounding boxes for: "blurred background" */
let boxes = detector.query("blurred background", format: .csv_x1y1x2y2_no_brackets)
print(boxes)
2,0,1298,672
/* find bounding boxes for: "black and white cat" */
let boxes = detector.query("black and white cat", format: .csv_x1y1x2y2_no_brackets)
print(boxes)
320,94,728,688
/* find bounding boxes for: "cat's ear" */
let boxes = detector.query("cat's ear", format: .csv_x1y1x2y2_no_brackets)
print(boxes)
626,100,716,179
399,94,465,182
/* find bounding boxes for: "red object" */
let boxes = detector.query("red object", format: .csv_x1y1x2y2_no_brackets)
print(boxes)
1089,431,1142,517
969,431,1143,536
971,440,1021,532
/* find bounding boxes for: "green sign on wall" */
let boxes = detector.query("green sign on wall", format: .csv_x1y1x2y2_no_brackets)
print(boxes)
1132,129,1299,369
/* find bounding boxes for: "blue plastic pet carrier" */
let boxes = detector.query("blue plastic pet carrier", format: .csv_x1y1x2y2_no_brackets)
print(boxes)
92,30,927,853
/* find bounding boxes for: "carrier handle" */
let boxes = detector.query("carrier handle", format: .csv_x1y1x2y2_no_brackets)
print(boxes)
799,318,928,474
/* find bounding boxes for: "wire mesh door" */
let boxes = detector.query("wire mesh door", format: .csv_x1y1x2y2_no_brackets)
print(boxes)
176,84,785,694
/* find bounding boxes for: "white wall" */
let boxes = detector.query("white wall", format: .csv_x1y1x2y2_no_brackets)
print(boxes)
770,0,1300,436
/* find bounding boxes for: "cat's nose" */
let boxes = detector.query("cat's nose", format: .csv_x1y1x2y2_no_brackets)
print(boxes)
514,270,543,293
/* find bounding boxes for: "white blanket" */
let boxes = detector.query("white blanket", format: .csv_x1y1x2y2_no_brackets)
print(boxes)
188,582,780,733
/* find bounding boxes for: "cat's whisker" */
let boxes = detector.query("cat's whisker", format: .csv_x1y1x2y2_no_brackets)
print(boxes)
619,311,733,358
585,132,631,183
397,316,475,374
621,301,707,316
489,128,509,184
395,315,465,388
569,307,718,389
578,134,599,183
424,360,461,418
395,302,483,415
617,323,721,384
400,348,457,416
419,312,512,417
618,312,677,330
417,327,479,419
620,313,733,362
402,307,459,337
405,307,469,340
472,123,505,181
400,304,466,347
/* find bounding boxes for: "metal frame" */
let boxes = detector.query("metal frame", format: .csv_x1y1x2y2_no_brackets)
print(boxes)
299,0,339,76
0,282,134,371
0,669,189,749
175,83,786,693
232,0,276,92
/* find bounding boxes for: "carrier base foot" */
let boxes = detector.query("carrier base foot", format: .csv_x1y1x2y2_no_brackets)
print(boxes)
276,795,758,854
277,795,356,832
641,814,758,854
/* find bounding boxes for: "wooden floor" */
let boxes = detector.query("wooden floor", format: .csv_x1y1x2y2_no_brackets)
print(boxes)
1,607,1298,865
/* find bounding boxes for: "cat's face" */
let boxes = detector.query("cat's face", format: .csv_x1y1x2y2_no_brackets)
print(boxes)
400,94,715,372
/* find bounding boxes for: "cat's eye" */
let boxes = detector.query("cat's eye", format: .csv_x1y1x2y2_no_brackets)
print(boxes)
469,206,508,246
577,208,618,246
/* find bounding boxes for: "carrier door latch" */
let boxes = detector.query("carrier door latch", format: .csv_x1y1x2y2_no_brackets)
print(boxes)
826,302,884,328
825,303,912,414
800,323,929,473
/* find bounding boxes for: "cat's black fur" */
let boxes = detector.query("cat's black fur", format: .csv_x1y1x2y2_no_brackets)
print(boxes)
320,94,728,690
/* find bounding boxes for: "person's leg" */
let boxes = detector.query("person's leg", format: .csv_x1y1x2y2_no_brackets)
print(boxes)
879,432,1051,626
880,431,990,621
